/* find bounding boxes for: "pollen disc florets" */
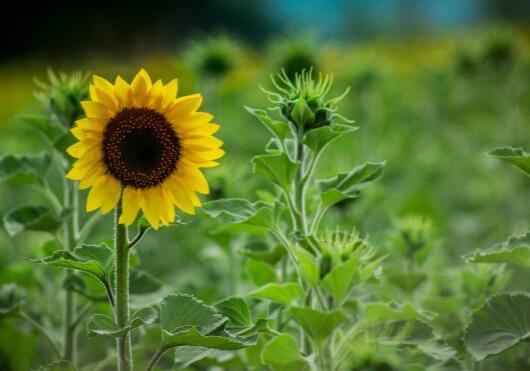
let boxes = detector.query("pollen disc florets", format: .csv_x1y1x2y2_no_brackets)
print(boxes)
103,108,180,189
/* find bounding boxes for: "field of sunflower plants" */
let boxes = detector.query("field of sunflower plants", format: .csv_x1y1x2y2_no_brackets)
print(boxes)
1,26,530,371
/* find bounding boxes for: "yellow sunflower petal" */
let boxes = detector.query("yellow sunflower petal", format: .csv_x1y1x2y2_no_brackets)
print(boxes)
114,76,130,107
81,101,111,119
177,112,213,129
130,68,152,105
141,187,166,230
75,118,105,132
181,136,223,151
165,94,203,123
93,75,115,95
161,79,178,110
178,163,209,194
147,80,164,110
66,141,97,158
79,165,106,189
183,123,221,137
90,84,119,112
119,186,141,225
94,175,121,214
164,177,196,214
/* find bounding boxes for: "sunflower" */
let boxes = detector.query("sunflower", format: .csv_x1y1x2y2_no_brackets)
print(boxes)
66,69,224,229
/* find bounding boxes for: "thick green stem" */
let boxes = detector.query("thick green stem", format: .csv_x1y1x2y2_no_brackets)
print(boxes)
114,200,132,371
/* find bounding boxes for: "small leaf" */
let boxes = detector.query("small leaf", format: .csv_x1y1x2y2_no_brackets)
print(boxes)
245,259,277,286
204,199,275,235
252,152,298,190
215,297,252,327
291,97,315,127
130,306,158,328
362,302,434,325
245,107,290,141
87,314,122,338
463,292,530,361
303,124,358,154
465,232,530,267
317,162,385,207
240,242,285,265
489,146,530,176
0,284,26,317
0,152,52,185
292,246,319,285
248,283,303,305
261,333,308,370
3,206,63,237
289,306,347,342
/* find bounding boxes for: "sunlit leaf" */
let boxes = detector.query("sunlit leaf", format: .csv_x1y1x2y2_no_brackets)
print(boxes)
245,107,290,141
292,246,319,285
252,152,298,190
303,124,358,154
204,199,275,235
321,256,361,304
463,292,530,361
261,333,308,371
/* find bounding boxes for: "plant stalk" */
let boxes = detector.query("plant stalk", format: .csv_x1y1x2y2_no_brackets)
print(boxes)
114,199,132,371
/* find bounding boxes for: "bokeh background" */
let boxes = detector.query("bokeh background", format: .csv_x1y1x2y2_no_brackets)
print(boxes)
2,0,530,369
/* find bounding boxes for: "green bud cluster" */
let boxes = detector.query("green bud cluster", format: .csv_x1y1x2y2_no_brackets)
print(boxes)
263,68,352,133
35,70,89,128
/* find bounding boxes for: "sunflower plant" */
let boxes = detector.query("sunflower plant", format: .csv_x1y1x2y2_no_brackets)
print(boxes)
203,69,456,370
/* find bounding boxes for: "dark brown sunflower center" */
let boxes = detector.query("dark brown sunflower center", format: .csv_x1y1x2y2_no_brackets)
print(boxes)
103,108,180,188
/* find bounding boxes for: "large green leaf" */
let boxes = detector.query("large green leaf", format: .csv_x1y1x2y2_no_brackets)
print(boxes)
362,302,434,325
203,199,275,235
34,243,113,283
261,333,308,371
0,153,52,185
245,107,290,141
303,124,358,154
3,205,63,237
289,307,347,342
465,232,530,267
214,297,252,327
248,283,303,305
19,114,66,144
317,162,385,207
292,246,319,285
244,259,277,286
489,146,530,176
463,292,530,361
252,152,298,190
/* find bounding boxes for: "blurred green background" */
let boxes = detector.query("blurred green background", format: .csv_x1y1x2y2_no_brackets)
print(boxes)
2,0,530,369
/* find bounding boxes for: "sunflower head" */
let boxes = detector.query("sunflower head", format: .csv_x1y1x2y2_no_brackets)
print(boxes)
66,69,224,229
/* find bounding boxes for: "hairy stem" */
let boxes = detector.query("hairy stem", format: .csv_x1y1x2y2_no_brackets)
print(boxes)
114,199,132,371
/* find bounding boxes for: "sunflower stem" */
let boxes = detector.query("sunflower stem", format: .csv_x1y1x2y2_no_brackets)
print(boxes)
114,198,133,371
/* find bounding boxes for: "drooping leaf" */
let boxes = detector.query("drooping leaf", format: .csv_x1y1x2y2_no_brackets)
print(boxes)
245,259,277,286
317,162,385,207
3,205,63,237
245,107,290,141
252,152,298,190
465,232,530,267
261,333,308,371
0,152,52,185
289,306,347,342
303,124,358,154
0,284,26,318
248,283,303,305
463,292,530,361
362,302,434,325
489,146,530,176
203,199,275,235
215,297,252,327
75,243,114,272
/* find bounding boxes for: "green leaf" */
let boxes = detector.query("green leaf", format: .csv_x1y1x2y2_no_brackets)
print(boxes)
252,152,298,190
248,283,303,305
157,294,254,351
0,152,52,185
292,246,319,285
240,242,286,265
204,199,275,235
87,306,157,338
321,256,360,304
245,259,277,286
289,307,347,342
362,302,434,325
3,206,63,237
317,162,385,207
245,107,290,141
465,232,530,267
215,297,252,327
261,333,308,371
303,124,358,154
34,243,113,283
0,284,26,317
489,146,530,176
19,114,66,144
463,292,530,361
